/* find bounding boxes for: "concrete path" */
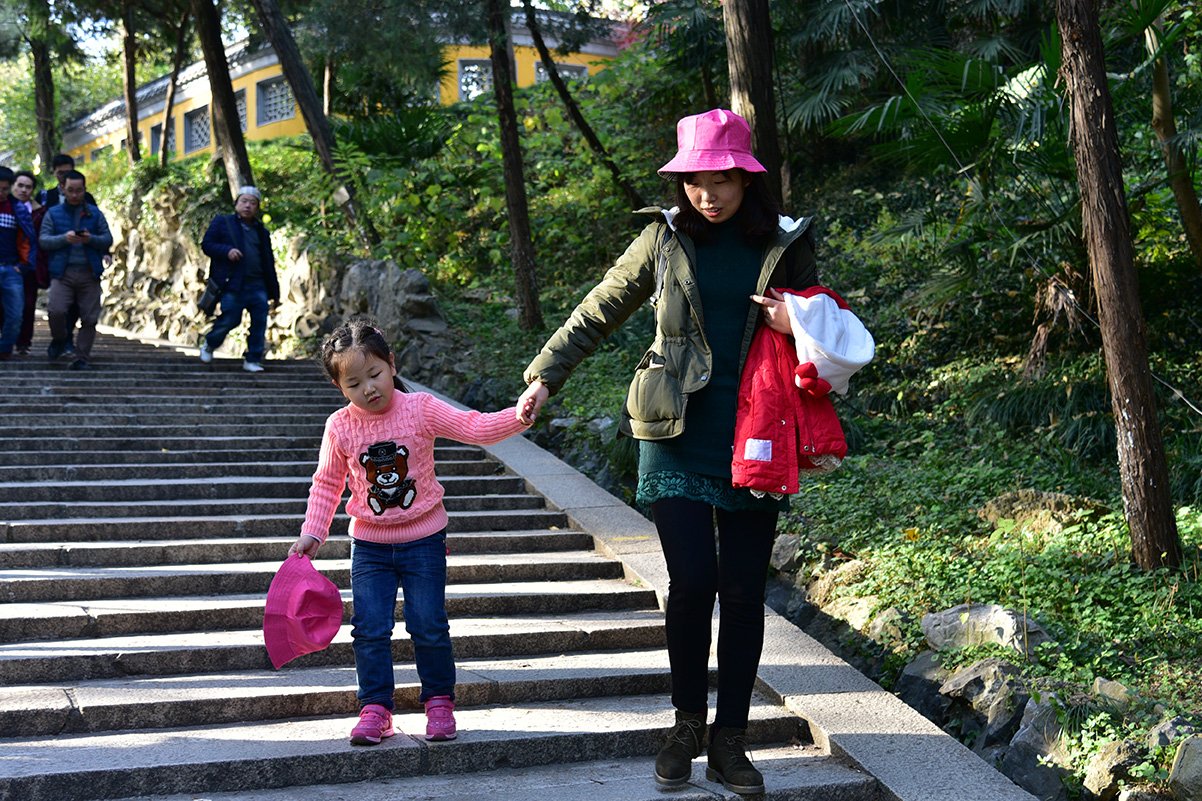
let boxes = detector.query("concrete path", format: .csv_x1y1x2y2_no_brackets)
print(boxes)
0,321,1035,801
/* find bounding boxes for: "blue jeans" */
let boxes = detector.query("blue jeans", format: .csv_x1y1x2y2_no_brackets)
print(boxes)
350,532,455,710
0,266,24,354
204,284,269,362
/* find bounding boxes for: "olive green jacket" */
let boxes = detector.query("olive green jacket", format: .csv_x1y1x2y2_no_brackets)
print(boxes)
524,208,818,440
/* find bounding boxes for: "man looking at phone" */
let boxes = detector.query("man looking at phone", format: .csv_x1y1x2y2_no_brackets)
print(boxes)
38,170,112,370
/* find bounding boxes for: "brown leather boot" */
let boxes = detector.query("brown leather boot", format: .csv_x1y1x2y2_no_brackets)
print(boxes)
706,726,765,794
653,709,707,786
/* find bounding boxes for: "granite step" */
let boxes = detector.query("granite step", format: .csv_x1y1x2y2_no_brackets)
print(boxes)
0,445,489,466
0,458,500,482
0,473,525,503
102,743,878,801
0,648,678,736
0,691,819,801
3,508,572,541
0,492,545,521
0,609,667,683
0,580,658,643
0,529,593,568
0,552,626,603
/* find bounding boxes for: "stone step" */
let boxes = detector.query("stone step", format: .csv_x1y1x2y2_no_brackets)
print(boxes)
4,412,333,428
0,492,545,521
0,609,666,683
1,648,678,736
0,578,653,643
7,423,360,439
99,743,877,801
0,459,500,482
0,691,816,801
0,529,593,568
3,508,572,542
0,435,324,453
0,445,488,466
0,473,525,504
0,552,624,603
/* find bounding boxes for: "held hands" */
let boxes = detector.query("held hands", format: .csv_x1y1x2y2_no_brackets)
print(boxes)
65,230,89,245
228,248,244,261
289,534,322,558
750,288,792,335
517,381,549,426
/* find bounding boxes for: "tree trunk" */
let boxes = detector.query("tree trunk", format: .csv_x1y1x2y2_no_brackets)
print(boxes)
121,4,141,164
160,12,190,168
486,0,542,330
1145,22,1202,270
521,0,645,211
245,0,377,248
723,0,782,205
191,0,254,199
1056,0,1181,569
28,0,56,174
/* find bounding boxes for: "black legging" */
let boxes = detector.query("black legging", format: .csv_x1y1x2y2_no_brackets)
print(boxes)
650,496,778,730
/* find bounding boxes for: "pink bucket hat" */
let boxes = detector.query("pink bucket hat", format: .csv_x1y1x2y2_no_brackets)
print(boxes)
658,109,766,176
263,554,343,669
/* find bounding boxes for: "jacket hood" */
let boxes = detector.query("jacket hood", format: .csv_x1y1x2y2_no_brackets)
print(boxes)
646,206,806,235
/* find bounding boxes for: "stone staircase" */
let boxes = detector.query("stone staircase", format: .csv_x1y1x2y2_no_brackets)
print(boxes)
0,322,884,801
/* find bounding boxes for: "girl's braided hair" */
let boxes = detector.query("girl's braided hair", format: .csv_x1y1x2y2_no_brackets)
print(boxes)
321,317,407,393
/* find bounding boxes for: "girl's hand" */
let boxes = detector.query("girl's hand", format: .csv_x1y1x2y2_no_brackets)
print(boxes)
289,534,322,558
517,381,549,426
751,288,792,334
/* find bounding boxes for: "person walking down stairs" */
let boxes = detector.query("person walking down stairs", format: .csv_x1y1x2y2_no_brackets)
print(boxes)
288,319,535,745
199,186,280,373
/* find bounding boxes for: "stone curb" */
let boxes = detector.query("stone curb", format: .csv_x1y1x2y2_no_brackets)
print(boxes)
408,379,1039,801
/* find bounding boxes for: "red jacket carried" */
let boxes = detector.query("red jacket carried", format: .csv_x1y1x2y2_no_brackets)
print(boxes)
731,287,874,497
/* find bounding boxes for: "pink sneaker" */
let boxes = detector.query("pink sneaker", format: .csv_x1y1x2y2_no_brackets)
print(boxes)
350,704,394,745
425,696,457,740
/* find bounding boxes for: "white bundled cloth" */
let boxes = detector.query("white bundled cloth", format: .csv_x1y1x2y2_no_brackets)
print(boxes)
782,289,875,396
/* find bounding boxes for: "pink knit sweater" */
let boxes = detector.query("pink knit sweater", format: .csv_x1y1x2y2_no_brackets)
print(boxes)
301,391,529,544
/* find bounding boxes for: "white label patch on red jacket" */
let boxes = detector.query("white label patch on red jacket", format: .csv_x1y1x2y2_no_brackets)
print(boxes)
744,438,773,462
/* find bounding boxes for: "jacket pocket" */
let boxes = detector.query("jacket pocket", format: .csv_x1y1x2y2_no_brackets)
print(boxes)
625,349,687,440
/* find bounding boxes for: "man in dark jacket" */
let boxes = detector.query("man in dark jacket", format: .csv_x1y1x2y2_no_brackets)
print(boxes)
199,186,280,373
37,171,113,370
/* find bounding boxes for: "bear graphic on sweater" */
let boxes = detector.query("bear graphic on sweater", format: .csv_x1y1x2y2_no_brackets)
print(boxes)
360,440,417,515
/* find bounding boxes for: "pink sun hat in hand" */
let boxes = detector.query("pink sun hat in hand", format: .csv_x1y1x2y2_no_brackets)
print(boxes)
658,108,767,176
263,554,344,669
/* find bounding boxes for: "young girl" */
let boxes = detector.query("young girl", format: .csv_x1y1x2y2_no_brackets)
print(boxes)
291,319,533,745
517,109,817,795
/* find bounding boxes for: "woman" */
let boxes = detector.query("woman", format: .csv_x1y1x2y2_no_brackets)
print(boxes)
517,109,818,795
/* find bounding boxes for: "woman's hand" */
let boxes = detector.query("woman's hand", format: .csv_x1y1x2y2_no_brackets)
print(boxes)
751,288,792,334
289,534,322,558
517,381,549,426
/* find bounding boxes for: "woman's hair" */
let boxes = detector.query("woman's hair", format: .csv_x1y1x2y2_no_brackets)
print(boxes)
321,317,407,393
669,169,782,244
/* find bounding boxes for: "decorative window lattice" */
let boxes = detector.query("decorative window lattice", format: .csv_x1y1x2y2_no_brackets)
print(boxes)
458,60,493,101
184,106,210,152
90,145,112,162
534,63,587,84
236,90,248,132
164,119,175,154
257,78,295,125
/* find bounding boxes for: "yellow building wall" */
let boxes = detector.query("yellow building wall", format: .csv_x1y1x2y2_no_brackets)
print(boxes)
69,43,613,163
438,44,611,105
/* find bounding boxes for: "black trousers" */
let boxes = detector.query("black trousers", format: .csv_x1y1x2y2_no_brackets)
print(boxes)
650,497,778,730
